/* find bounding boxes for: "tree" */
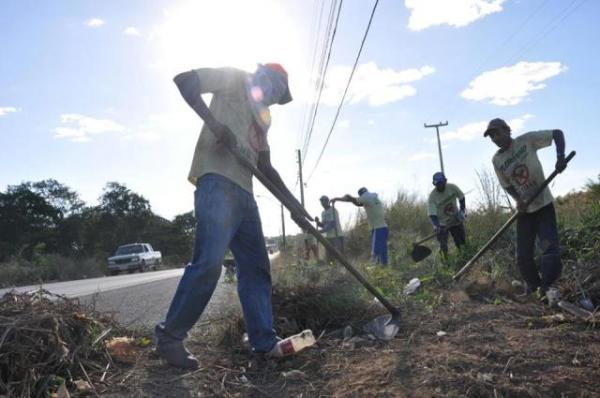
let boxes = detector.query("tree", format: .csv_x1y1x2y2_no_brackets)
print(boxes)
99,182,152,217
0,185,60,259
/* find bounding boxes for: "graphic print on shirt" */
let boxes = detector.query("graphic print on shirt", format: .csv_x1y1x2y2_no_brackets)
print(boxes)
444,202,456,216
512,164,529,186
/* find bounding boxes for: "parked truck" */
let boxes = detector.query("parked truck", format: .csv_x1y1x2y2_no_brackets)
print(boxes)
107,243,162,275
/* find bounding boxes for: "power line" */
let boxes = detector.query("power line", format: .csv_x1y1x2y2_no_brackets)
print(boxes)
507,0,588,64
434,0,550,121
438,0,588,127
306,0,380,183
301,0,344,162
297,0,329,149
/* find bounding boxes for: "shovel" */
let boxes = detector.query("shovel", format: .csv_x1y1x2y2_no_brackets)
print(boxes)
573,263,594,311
453,151,576,281
410,232,436,262
411,220,464,262
216,133,401,341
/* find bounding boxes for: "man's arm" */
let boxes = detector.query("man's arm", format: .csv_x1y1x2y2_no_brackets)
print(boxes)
331,195,363,207
173,70,236,146
257,151,313,223
553,129,567,172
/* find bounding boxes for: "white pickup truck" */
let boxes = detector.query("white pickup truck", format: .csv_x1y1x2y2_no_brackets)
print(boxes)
107,243,162,275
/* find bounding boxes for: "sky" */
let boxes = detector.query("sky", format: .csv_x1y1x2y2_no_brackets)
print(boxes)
1,0,599,237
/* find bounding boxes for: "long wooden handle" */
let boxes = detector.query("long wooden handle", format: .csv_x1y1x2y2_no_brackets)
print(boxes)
453,150,576,281
222,142,400,317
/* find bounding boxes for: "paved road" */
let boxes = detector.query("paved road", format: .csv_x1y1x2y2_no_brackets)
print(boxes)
0,268,185,298
1,252,278,330
0,268,239,330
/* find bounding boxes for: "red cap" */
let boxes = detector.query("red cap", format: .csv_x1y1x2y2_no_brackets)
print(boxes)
262,63,292,104
264,63,288,80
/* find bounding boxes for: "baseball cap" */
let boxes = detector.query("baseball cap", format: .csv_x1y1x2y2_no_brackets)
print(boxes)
263,63,293,105
483,118,511,137
357,187,368,196
432,172,446,184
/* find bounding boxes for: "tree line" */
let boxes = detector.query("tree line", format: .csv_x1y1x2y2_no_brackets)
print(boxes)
0,179,195,264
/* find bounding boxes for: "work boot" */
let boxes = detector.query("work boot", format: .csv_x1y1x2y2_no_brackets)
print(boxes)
154,324,199,369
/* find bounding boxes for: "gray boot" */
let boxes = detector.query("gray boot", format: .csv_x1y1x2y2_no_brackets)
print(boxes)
155,324,199,369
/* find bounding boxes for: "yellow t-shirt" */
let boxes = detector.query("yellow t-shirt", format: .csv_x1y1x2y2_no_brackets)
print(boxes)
492,130,554,213
357,192,387,230
187,68,271,193
427,183,465,226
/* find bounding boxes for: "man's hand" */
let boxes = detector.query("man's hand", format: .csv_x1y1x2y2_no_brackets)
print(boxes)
555,154,567,173
208,121,237,148
516,198,527,213
456,210,467,223
314,216,320,224
433,225,445,235
343,194,353,201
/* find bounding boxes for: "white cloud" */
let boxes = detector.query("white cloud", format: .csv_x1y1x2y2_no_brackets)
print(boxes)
86,18,105,28
368,120,376,126
438,113,534,142
406,0,506,31
52,114,125,143
338,120,350,129
461,61,567,106
409,152,436,162
321,62,435,106
0,107,18,117
124,27,141,36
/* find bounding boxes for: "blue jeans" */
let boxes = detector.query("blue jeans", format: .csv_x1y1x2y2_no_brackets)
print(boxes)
159,174,276,353
516,203,562,292
371,226,389,265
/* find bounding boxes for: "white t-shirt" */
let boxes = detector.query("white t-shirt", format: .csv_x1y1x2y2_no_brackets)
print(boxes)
357,192,387,230
321,206,343,238
492,130,554,213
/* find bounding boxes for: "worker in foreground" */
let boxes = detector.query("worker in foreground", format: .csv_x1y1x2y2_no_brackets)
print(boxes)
332,188,388,265
484,118,567,306
427,172,467,259
154,63,310,369
315,195,344,263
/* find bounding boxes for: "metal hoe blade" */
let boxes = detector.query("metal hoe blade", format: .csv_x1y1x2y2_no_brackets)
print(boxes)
411,244,432,262
363,314,401,341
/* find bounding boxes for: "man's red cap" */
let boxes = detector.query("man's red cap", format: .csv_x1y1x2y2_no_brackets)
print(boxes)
264,63,288,80
262,63,292,104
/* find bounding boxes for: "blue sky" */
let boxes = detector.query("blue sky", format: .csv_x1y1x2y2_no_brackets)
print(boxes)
1,0,598,236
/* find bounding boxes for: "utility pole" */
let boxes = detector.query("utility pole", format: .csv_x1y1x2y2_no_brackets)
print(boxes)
280,203,286,252
424,121,448,175
297,149,305,207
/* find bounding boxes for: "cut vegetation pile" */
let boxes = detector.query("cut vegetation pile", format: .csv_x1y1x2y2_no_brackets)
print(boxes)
0,290,126,397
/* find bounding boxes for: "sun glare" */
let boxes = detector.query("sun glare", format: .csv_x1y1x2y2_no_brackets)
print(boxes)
152,0,306,78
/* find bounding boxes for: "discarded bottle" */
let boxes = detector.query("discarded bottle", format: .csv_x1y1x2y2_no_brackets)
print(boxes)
274,329,316,356
404,277,421,295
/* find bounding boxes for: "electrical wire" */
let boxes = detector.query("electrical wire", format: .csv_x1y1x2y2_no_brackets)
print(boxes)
306,0,380,183
301,0,344,162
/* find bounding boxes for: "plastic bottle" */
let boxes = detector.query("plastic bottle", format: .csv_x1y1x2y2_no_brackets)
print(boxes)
404,277,421,295
275,329,316,356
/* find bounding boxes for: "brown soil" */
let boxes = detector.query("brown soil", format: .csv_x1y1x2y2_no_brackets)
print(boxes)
101,288,600,398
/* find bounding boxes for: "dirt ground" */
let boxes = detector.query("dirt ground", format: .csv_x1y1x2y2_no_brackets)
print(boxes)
100,284,600,398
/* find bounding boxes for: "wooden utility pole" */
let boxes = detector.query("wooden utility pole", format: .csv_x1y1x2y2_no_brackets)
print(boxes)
424,121,448,174
297,149,305,207
280,203,286,252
